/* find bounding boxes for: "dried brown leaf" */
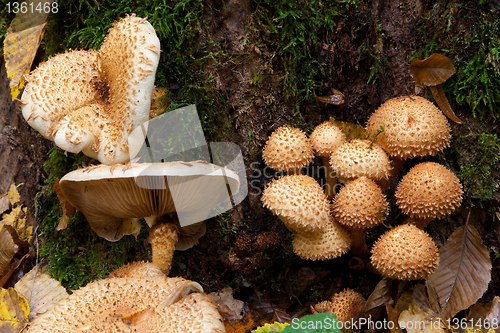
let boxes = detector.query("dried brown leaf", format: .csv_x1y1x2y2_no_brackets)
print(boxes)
14,265,69,321
364,277,405,320
316,89,345,106
427,224,492,321
386,304,405,333
0,227,19,278
0,196,8,216
409,53,456,86
430,85,464,124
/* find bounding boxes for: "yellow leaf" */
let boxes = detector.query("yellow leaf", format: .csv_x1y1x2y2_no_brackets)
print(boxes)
3,0,53,99
6,184,21,206
0,288,29,332
150,87,169,119
329,117,366,141
14,266,69,322
398,304,447,333
0,227,19,277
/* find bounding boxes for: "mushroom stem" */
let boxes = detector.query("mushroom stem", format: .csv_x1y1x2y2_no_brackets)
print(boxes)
150,218,179,275
321,156,338,200
347,227,369,259
412,217,433,229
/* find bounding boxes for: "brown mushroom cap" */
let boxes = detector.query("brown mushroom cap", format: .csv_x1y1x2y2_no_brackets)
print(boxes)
59,161,240,243
21,15,161,164
395,162,463,220
109,261,164,279
262,126,314,172
292,216,351,260
370,224,440,280
261,175,331,235
366,96,451,159
311,288,366,324
329,140,393,181
26,274,224,333
332,176,389,229
309,121,346,157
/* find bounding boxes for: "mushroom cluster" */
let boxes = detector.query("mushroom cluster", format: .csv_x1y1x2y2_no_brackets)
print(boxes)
261,174,351,260
20,14,161,165
26,262,225,332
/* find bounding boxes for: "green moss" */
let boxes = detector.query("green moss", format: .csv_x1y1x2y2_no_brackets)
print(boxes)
253,0,353,102
415,4,500,120
452,133,500,203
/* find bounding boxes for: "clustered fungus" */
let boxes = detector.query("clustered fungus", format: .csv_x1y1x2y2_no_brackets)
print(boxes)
261,175,351,260
370,223,440,280
21,14,161,165
262,125,314,174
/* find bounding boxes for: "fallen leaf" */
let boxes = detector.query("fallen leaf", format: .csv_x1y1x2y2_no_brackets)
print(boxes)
209,287,247,320
149,87,169,119
329,117,366,141
427,223,492,321
3,0,53,99
14,265,69,321
0,288,29,332
398,303,447,333
0,227,19,277
386,304,405,333
409,53,456,86
429,84,465,124
6,184,21,207
316,89,345,106
364,277,405,320
0,196,8,216
252,322,289,332
1,206,32,243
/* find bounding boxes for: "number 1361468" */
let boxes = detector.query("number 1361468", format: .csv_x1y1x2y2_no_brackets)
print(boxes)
7,1,58,14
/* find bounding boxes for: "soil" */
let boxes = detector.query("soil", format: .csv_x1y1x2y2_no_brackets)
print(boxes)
1,0,500,330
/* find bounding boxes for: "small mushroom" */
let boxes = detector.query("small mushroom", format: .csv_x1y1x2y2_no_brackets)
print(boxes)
329,139,393,182
26,262,224,332
309,121,347,200
395,161,463,228
59,161,240,275
332,176,389,258
262,125,314,174
370,223,440,280
21,14,161,164
366,96,451,160
261,175,331,235
311,288,366,327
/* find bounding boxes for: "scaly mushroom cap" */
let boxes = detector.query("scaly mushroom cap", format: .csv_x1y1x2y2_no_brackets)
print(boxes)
109,261,163,279
26,275,224,333
262,126,314,172
332,177,388,229
309,121,346,157
329,140,393,181
59,161,240,243
21,14,161,164
395,162,463,220
292,217,351,260
370,224,440,280
366,96,451,159
261,175,331,235
330,289,366,323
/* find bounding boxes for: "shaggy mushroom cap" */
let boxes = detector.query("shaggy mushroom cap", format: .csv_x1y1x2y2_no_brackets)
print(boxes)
262,126,314,172
261,175,331,235
332,177,389,229
292,216,351,260
395,162,463,220
21,14,161,164
309,121,346,157
312,289,366,324
370,224,439,280
26,275,225,333
329,140,392,181
109,261,164,279
366,96,451,159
